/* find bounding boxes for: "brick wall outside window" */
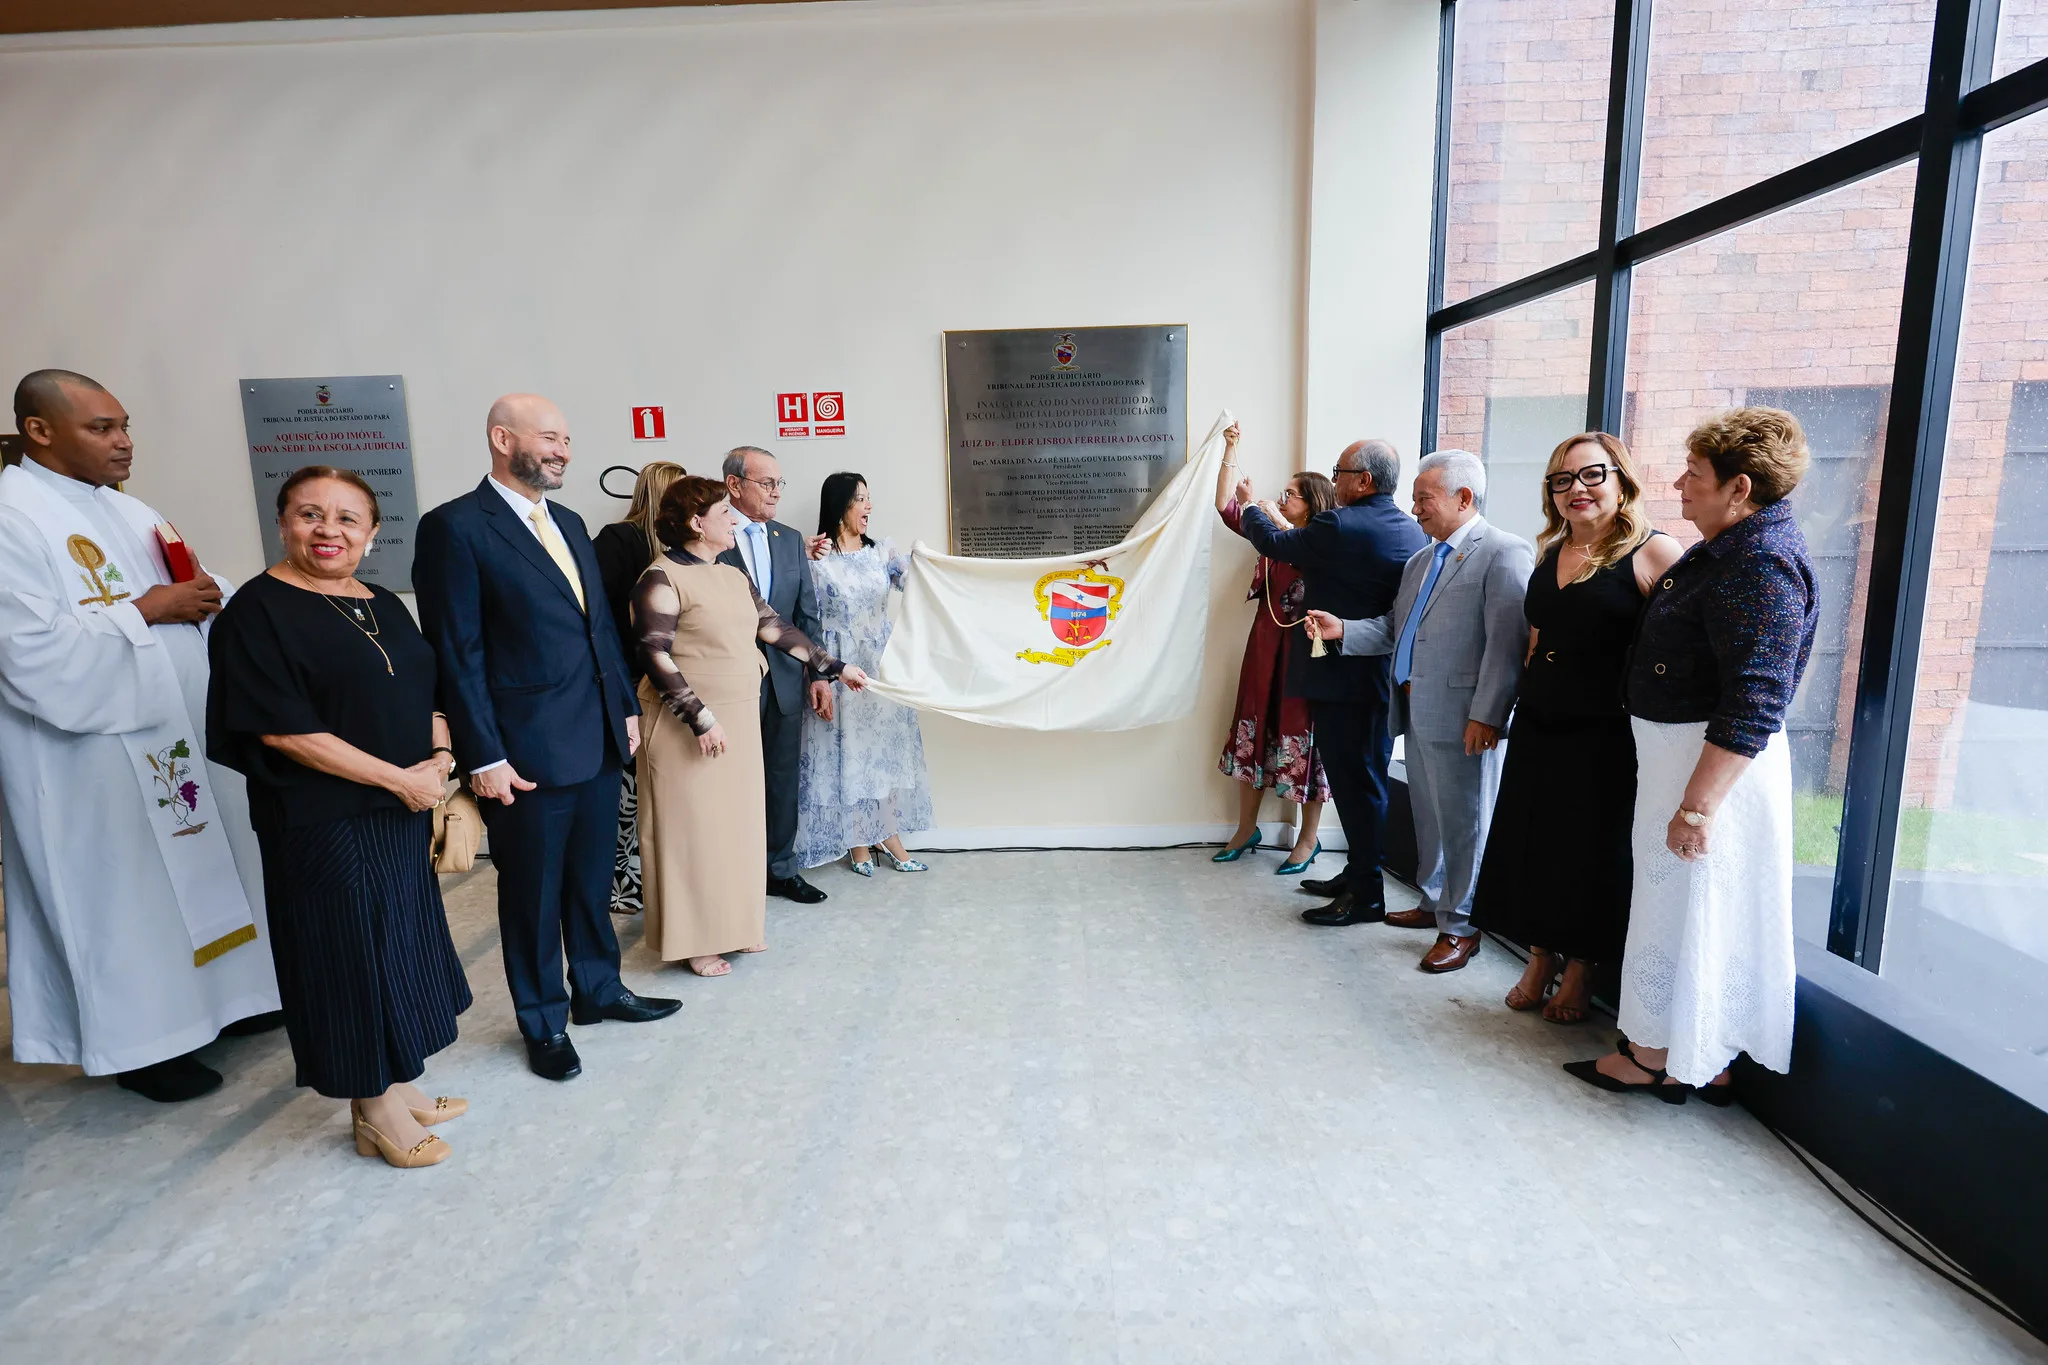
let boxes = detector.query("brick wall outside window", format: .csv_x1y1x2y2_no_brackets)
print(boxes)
1436,0,2048,816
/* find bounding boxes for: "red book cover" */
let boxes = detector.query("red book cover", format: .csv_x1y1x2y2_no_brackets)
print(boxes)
154,522,198,583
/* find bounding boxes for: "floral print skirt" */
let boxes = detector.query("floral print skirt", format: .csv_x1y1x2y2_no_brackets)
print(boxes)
1219,613,1330,804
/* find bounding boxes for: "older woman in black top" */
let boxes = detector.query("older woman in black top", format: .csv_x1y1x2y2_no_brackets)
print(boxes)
1567,408,1818,1103
208,466,472,1169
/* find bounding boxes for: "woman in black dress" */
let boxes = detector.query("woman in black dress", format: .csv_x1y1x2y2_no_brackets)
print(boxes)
592,460,685,915
207,466,472,1169
1471,433,1682,1022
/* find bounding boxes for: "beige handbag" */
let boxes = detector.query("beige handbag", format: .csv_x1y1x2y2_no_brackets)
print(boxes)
431,782,483,874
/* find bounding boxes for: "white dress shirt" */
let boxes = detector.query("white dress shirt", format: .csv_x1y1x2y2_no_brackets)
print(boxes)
487,473,563,539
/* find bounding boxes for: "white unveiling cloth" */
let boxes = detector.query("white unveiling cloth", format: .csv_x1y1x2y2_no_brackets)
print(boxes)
869,411,1232,731
0,458,278,1075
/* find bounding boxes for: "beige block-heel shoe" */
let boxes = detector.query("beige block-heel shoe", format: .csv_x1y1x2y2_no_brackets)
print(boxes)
409,1096,468,1125
352,1102,452,1168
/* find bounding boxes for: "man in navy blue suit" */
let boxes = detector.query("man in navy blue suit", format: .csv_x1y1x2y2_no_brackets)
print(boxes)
1239,438,1428,926
414,393,679,1081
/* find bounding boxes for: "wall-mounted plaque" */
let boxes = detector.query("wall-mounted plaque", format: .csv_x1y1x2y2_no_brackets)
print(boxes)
944,325,1187,557
239,375,420,588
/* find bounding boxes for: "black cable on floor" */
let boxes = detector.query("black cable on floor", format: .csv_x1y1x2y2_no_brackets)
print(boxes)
1761,1124,2042,1344
497,841,2042,1337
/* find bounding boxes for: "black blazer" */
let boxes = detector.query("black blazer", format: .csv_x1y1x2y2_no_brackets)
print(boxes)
717,518,822,716
412,478,639,788
1239,494,1430,703
592,520,655,686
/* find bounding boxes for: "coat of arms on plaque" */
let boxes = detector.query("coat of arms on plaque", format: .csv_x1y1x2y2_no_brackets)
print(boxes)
1052,333,1079,370
1018,563,1123,667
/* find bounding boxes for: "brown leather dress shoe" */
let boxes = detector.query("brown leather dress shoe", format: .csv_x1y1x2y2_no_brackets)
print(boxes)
1419,933,1481,973
1384,908,1436,930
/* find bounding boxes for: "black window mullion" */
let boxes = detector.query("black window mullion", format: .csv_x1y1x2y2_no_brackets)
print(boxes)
1427,250,1599,333
1615,120,1922,271
1586,0,1653,434
1958,51,2048,133
1828,0,2004,967
1421,0,1456,458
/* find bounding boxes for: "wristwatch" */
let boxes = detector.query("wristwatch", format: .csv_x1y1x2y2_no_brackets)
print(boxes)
1680,808,1709,827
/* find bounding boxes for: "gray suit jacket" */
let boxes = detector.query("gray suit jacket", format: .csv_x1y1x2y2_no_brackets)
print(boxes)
1337,514,1535,741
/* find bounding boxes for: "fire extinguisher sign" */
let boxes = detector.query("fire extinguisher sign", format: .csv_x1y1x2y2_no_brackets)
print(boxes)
631,406,666,441
775,392,846,440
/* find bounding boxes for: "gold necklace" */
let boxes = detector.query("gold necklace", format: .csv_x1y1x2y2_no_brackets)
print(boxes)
286,564,391,675
1260,559,1306,629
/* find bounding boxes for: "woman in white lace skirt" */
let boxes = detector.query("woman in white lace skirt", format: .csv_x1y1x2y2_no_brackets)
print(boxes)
1567,408,1818,1102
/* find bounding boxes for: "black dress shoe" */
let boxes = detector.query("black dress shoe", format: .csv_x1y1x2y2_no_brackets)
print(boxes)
767,874,828,904
525,1032,583,1081
116,1052,223,1102
218,1010,287,1037
570,988,682,1025
1299,872,1350,897
1300,892,1388,927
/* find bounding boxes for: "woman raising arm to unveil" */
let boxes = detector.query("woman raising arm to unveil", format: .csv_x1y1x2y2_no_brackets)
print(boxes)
631,476,867,979
1209,422,1334,873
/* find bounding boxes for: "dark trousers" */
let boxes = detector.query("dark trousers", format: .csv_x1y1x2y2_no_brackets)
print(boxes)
1312,696,1393,902
481,765,627,1040
761,686,803,880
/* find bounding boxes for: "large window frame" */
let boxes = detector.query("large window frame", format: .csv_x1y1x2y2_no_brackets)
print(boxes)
1421,0,2048,973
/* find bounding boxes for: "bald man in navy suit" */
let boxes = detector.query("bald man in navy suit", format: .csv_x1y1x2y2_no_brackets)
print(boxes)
413,393,680,1081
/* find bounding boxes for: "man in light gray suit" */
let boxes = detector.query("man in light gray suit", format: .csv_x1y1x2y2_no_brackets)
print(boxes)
1306,450,1533,973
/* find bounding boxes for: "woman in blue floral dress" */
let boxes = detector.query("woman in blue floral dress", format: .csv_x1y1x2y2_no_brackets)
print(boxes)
795,472,935,876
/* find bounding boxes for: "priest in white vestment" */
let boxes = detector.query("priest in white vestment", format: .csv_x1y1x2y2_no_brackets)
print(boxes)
0,370,279,1102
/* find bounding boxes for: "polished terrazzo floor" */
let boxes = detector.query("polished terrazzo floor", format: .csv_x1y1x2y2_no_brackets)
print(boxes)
1,848,2041,1364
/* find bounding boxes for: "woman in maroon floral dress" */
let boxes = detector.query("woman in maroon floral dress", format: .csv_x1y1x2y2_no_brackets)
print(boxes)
1212,424,1333,872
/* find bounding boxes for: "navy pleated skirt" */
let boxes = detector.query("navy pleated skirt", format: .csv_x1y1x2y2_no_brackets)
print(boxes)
251,804,473,1099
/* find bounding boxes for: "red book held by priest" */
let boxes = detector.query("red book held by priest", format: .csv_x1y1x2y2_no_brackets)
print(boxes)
154,522,198,583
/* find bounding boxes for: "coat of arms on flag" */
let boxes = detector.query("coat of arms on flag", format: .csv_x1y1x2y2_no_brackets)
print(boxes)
1018,563,1125,667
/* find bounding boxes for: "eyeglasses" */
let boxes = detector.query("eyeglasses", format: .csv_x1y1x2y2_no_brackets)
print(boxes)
1277,489,1302,503
744,476,789,493
1546,464,1613,494
1333,466,1366,479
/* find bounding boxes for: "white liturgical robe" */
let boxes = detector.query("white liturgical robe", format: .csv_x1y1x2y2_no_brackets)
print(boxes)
0,457,278,1075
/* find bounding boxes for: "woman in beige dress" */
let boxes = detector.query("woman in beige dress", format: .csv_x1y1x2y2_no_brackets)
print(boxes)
632,476,868,977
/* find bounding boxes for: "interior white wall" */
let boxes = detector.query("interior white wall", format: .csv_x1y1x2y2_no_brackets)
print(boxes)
1303,0,1442,490
0,0,1437,841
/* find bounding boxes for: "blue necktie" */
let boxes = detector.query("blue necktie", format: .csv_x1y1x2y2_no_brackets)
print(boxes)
745,523,773,600
1393,541,1454,686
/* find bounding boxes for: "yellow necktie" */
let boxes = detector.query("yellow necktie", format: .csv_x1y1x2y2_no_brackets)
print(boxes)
530,504,586,611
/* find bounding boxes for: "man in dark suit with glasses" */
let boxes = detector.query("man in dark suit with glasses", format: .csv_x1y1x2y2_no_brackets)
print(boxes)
717,445,831,904
1240,439,1429,926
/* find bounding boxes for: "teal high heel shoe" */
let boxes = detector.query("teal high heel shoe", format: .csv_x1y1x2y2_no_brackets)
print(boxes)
1211,827,1263,863
1275,839,1322,875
